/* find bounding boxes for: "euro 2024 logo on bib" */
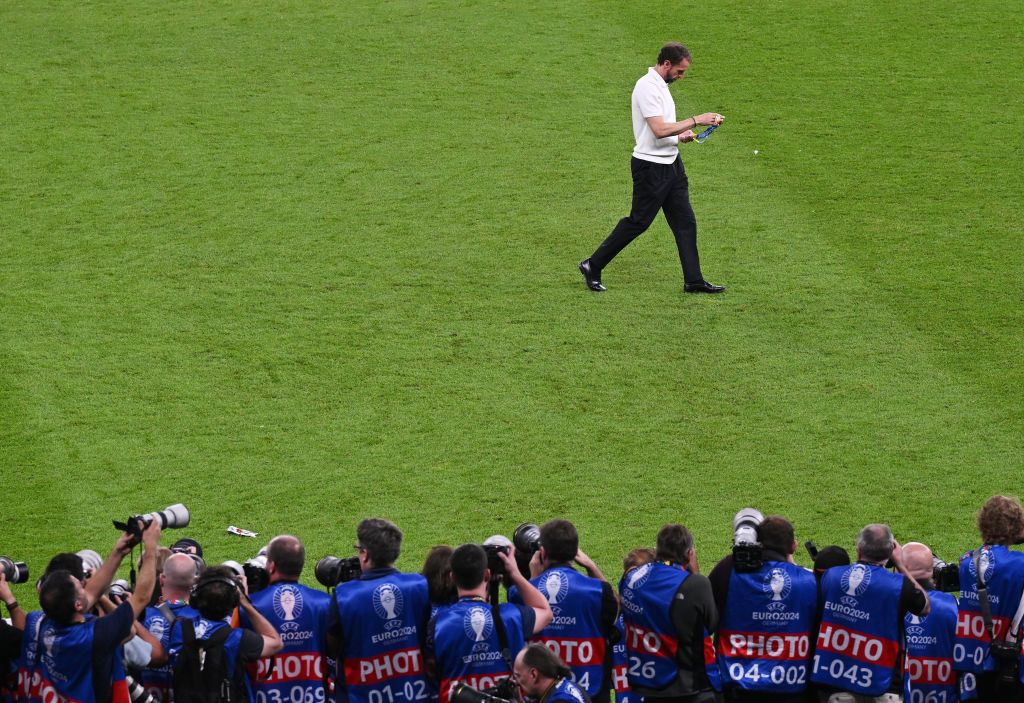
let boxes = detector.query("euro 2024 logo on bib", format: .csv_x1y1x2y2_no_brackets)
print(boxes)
273,584,305,622
623,563,653,596
373,583,405,630
906,612,929,638
967,548,996,583
763,567,792,611
840,564,872,605
542,571,570,608
464,605,494,651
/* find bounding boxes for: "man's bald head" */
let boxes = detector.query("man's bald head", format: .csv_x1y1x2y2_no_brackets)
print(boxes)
162,552,198,594
903,542,934,584
268,535,305,580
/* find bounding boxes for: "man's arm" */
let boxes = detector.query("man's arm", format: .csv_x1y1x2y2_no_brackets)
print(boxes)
83,532,138,611
645,112,725,140
498,550,552,633
0,572,25,630
574,549,610,584
127,522,163,619
133,621,168,666
238,592,283,657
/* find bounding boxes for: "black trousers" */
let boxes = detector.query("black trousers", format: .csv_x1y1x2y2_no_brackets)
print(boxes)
589,155,703,283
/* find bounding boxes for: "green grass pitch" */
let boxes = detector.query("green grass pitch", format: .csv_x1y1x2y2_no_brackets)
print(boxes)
1,0,1022,598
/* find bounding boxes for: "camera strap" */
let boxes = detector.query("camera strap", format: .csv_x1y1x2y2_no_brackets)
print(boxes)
975,549,998,641
488,581,516,675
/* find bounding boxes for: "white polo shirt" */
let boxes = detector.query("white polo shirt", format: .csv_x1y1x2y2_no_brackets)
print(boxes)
631,67,680,164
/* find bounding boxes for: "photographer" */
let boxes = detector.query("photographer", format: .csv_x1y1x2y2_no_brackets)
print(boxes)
811,523,929,702
242,535,332,701
168,565,283,701
619,524,719,703
429,543,552,703
901,542,959,703
2,570,24,698
954,495,1024,702
30,521,161,702
139,551,200,701
709,515,816,703
611,549,655,703
326,518,433,703
507,520,618,703
513,643,591,703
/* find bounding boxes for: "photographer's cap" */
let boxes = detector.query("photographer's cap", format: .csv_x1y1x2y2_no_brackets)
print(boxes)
813,546,851,575
483,535,513,548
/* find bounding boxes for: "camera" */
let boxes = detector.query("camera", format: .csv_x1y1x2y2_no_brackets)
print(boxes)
990,638,1021,682
512,523,541,555
932,557,961,592
484,544,510,579
0,556,29,585
76,549,104,580
242,547,270,594
450,681,516,703
315,556,363,588
732,508,765,573
113,504,190,538
108,579,132,601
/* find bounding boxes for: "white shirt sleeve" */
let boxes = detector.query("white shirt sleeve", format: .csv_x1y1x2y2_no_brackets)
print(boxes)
123,635,154,668
637,85,663,119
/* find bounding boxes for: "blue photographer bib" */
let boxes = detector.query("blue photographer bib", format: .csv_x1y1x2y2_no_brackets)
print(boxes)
140,600,199,702
15,610,45,702
35,616,131,703
509,567,606,698
610,615,639,703
542,677,589,703
811,563,904,696
335,571,432,703
904,590,959,703
431,597,528,703
954,545,1024,676
246,582,333,702
620,562,687,691
717,560,817,693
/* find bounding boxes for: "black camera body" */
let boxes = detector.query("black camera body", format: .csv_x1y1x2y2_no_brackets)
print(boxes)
0,556,29,585
315,556,363,588
484,544,509,579
990,639,1021,682
932,559,961,592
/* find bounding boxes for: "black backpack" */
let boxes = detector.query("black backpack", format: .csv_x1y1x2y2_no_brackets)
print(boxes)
172,620,249,703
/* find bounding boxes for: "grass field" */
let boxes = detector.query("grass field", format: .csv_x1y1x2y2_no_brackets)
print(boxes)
1,1,1022,598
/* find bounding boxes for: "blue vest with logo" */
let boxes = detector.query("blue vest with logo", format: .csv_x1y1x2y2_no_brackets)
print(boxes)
431,597,528,703
619,562,689,691
954,545,1024,675
508,567,606,698
904,590,958,703
812,563,904,696
609,615,638,703
34,615,131,703
140,600,200,702
246,582,332,700
335,571,432,703
542,676,589,703
717,560,817,693
15,610,46,702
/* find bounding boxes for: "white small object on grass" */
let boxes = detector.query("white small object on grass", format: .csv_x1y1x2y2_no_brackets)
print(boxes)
228,525,259,537
754,150,759,155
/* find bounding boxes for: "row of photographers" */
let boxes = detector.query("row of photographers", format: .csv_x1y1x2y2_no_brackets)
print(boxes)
3,495,1024,703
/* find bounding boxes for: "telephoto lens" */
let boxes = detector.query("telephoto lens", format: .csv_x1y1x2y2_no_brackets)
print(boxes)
512,523,541,555
315,556,363,588
114,504,191,537
0,556,29,585
450,682,515,703
108,579,132,601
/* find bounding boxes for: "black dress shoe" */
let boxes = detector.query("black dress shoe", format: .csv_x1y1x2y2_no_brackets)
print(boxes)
579,259,607,292
684,280,726,294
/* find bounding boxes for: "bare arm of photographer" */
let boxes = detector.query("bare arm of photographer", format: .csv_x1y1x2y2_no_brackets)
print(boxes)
574,550,609,583
891,541,931,617
239,592,283,657
83,532,138,611
127,522,162,619
0,572,25,630
499,550,552,633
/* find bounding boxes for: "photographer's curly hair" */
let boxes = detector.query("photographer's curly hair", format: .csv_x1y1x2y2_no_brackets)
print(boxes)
978,495,1024,546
